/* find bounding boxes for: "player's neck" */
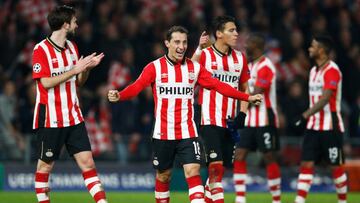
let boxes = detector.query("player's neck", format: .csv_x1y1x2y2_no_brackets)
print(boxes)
315,55,329,70
50,30,67,48
251,52,263,63
214,41,230,55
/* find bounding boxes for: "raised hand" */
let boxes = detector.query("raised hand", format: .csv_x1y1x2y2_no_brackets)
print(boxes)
198,31,210,49
88,52,105,69
248,94,262,105
108,90,120,102
72,53,96,74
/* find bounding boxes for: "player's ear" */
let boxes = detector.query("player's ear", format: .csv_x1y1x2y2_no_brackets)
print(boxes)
216,30,223,39
164,40,170,48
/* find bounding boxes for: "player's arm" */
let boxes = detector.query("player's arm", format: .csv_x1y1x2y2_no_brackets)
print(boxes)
197,65,262,104
191,31,210,62
77,53,105,86
108,63,156,102
302,89,332,119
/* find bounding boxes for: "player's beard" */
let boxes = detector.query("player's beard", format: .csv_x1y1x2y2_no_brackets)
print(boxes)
66,30,76,40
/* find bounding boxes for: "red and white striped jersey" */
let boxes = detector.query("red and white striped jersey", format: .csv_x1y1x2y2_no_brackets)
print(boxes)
306,61,344,132
118,55,249,140
32,38,84,129
198,46,250,127
245,56,278,127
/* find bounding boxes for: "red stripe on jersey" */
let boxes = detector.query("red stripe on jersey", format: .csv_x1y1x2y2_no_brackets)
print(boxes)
54,86,64,127
222,54,229,71
174,64,183,139
232,51,239,64
160,57,168,83
210,49,217,70
221,56,229,126
160,57,168,139
264,90,271,107
61,51,68,66
186,61,196,137
66,81,75,126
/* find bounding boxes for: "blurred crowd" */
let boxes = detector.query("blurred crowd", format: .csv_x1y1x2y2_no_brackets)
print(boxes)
0,0,359,166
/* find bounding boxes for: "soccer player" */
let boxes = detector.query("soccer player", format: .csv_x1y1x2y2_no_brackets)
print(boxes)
191,15,250,203
32,6,107,203
293,35,347,203
233,33,281,203
108,25,262,203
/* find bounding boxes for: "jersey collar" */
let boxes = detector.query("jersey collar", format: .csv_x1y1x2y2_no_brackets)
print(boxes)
165,54,186,66
46,35,67,52
212,44,232,56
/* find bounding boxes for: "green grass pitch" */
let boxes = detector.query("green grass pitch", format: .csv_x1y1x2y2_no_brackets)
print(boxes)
0,192,359,203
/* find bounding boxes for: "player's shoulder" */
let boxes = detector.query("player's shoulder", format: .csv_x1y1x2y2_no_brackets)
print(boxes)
327,61,341,71
33,39,47,51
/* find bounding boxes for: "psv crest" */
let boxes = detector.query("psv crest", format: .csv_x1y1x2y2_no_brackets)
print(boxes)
188,72,195,80
33,63,41,73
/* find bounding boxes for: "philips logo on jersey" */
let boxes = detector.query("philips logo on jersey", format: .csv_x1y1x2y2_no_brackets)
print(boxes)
212,70,240,84
52,69,71,77
157,84,194,99
309,84,323,93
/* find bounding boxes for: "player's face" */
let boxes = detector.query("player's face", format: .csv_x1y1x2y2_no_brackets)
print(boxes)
245,39,255,58
218,22,238,47
165,32,188,62
66,16,78,38
308,39,320,59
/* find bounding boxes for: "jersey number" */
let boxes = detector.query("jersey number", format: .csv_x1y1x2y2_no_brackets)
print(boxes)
328,147,338,161
193,141,201,155
263,132,271,145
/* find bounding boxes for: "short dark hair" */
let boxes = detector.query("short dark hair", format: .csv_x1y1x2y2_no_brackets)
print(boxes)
165,26,189,41
313,34,333,55
47,5,76,31
249,33,265,51
212,15,237,39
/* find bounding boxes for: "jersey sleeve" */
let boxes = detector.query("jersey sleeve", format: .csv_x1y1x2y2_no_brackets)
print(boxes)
197,65,249,101
323,68,340,90
119,62,156,100
199,51,206,66
255,66,273,89
239,53,250,83
32,46,50,79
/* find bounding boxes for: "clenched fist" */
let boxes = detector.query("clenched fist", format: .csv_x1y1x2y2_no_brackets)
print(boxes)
248,94,262,105
108,90,120,102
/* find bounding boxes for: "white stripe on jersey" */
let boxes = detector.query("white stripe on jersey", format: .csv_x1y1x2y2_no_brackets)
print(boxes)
245,57,278,127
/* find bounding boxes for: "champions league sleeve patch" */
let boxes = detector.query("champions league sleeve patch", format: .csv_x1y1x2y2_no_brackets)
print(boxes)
33,63,42,73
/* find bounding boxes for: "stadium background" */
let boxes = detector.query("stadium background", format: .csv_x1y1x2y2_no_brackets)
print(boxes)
0,0,359,202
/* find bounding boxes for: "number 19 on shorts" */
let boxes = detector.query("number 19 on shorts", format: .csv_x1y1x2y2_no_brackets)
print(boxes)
193,141,201,160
